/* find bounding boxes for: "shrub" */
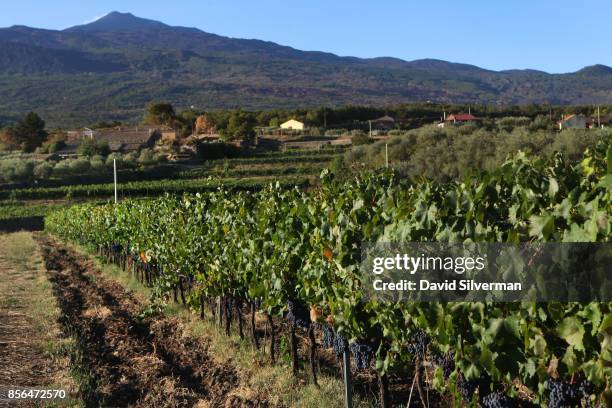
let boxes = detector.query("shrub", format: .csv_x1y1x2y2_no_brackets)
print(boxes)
52,160,71,177
33,162,54,179
90,155,107,171
69,158,91,174
345,123,608,181
138,149,157,167
351,132,374,146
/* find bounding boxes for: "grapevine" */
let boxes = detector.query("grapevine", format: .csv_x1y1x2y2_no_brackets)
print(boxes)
45,139,612,407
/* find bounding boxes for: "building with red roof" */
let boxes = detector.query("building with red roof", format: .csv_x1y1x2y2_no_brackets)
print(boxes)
437,112,479,127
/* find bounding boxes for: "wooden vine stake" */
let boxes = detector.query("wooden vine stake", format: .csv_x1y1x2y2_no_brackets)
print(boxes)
251,302,259,349
342,339,353,408
267,313,276,363
290,324,299,376
308,326,318,386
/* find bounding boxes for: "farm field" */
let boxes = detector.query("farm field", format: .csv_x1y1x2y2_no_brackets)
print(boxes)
0,149,343,220
0,232,79,406
0,232,377,407
41,138,612,407
1,2,611,406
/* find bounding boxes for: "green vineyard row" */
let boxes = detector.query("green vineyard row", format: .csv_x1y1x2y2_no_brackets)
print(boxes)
1,176,309,200
46,140,612,406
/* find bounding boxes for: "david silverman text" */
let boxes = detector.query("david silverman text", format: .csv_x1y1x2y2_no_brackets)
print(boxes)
372,279,522,291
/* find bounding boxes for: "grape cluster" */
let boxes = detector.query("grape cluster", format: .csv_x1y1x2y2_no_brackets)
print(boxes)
322,325,335,349
432,351,455,379
457,373,478,402
333,334,347,359
480,391,519,408
546,379,594,408
350,340,374,370
286,299,311,329
406,330,430,360
456,372,491,403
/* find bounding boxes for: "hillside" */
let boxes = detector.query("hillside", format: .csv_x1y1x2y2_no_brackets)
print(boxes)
0,11,611,126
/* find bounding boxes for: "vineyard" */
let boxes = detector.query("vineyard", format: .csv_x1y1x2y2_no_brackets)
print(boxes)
0,176,310,200
46,140,612,407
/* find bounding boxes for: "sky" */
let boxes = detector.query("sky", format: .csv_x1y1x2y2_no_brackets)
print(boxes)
1,0,610,74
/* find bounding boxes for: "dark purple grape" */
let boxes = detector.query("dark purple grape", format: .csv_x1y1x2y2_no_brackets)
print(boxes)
406,330,430,360
350,339,374,370
432,350,455,379
286,299,310,329
322,325,334,349
481,391,519,408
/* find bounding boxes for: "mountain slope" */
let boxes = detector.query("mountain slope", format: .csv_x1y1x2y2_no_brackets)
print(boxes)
0,11,610,126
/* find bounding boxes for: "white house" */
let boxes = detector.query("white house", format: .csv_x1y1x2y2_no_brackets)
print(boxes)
280,119,304,131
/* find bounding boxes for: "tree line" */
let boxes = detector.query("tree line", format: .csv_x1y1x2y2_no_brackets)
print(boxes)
2,103,610,152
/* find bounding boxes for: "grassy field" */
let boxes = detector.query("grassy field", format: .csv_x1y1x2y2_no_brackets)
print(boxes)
0,232,81,406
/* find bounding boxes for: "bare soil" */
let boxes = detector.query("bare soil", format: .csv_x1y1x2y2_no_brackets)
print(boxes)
36,235,270,407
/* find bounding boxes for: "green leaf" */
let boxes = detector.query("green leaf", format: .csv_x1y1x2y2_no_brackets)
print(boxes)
528,214,554,239
562,346,578,373
598,174,612,190
556,317,585,351
548,177,559,198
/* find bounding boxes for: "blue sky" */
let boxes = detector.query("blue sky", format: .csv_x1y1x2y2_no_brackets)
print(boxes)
1,0,610,73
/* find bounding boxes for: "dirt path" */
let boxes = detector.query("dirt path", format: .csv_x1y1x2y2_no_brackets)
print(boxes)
36,235,265,408
0,232,75,407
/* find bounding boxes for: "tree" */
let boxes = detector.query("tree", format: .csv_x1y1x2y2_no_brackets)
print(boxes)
0,128,18,150
220,110,256,141
176,108,201,137
77,138,110,157
12,112,47,152
143,102,177,127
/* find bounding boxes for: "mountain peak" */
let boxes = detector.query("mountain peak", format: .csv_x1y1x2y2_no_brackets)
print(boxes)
64,11,168,32
576,64,612,77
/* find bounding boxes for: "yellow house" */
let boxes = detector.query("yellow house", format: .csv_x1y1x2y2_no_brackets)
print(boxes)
280,119,304,130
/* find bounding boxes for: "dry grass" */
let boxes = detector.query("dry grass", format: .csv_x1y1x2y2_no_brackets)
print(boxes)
0,232,81,407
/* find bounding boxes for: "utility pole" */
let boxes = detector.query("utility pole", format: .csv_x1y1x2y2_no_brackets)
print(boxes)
369,120,372,138
385,144,389,168
597,105,601,128
113,159,118,204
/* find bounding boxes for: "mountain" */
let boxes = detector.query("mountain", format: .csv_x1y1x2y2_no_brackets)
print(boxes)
65,11,169,32
0,11,610,126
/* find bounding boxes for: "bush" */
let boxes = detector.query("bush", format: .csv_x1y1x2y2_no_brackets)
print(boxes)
0,159,38,182
69,158,91,174
77,138,110,157
137,149,157,167
52,160,71,177
122,152,138,169
351,132,374,146
496,116,532,131
33,162,54,179
90,155,107,171
345,124,609,181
